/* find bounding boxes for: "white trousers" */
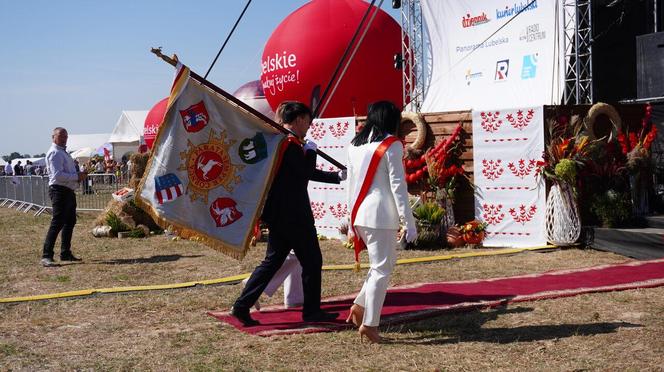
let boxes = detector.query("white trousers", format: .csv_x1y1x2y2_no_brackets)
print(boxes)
263,251,303,307
353,226,398,327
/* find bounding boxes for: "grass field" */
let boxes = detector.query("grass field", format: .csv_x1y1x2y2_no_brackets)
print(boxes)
0,208,662,371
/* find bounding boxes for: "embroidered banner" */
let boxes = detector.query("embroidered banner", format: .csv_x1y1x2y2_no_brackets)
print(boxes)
306,117,355,239
472,106,546,247
136,65,284,259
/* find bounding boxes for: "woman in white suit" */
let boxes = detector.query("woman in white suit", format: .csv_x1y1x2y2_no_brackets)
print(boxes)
346,101,418,343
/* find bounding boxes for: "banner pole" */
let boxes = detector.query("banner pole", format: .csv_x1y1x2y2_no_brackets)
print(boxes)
150,48,346,170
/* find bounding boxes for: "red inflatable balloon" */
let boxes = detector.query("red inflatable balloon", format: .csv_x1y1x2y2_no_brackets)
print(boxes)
144,97,168,150
261,0,403,118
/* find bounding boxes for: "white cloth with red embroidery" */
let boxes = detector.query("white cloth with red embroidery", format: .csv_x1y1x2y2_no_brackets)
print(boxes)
472,106,547,247
305,117,355,239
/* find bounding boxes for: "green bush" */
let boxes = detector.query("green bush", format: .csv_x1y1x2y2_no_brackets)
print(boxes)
106,211,130,235
590,190,632,228
413,201,445,225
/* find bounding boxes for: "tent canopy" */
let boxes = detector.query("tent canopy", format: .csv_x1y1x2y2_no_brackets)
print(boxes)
67,133,112,152
109,110,148,161
11,157,46,167
109,110,148,144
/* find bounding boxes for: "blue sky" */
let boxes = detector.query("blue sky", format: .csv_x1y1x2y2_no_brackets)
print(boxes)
0,0,400,156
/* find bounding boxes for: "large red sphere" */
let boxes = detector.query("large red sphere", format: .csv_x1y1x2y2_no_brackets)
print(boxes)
144,97,169,150
261,0,403,118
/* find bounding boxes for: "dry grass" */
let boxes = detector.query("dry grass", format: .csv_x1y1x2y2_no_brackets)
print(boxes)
0,208,662,371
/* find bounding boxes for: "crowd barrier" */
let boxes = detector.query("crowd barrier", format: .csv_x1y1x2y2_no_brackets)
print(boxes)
0,174,127,214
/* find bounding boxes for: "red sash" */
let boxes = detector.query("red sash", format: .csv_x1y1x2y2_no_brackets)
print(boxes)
350,136,400,264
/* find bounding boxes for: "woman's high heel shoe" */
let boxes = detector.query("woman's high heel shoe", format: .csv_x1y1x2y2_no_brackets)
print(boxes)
345,304,364,327
358,325,381,343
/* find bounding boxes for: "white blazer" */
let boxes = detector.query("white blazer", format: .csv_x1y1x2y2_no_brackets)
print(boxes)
347,136,416,230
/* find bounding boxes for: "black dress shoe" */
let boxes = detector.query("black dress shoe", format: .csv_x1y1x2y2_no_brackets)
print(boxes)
230,306,260,327
302,310,339,323
60,253,82,262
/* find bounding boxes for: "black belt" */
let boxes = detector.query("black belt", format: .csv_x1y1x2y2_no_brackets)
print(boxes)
49,184,75,193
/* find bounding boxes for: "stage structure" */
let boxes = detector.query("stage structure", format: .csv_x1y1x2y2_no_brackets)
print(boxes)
563,0,593,104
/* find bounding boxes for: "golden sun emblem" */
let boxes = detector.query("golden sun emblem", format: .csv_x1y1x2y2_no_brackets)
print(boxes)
178,129,244,203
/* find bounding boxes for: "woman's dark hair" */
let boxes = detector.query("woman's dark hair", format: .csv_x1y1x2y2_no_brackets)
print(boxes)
277,101,312,124
351,101,401,146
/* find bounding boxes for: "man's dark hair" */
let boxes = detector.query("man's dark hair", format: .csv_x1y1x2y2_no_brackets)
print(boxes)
351,101,401,146
279,101,312,124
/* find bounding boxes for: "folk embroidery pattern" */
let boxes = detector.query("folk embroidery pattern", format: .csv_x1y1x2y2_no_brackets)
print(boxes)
507,158,537,179
506,109,534,130
480,111,503,133
482,159,504,181
509,204,537,224
482,203,505,225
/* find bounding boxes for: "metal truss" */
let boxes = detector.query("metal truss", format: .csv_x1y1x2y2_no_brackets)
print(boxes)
563,0,594,104
400,0,427,112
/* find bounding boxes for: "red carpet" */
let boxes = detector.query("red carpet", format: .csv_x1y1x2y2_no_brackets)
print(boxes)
208,258,664,337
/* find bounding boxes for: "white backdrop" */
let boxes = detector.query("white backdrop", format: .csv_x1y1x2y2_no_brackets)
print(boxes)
421,0,565,112
472,106,546,247
306,117,355,239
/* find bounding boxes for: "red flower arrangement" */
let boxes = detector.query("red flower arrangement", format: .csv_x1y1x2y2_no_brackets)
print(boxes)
404,123,465,195
617,104,658,171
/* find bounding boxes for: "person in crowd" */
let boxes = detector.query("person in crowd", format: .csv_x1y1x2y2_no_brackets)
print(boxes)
94,159,104,173
73,160,80,173
346,101,418,343
4,161,12,176
35,165,43,176
41,127,87,267
240,102,347,311
14,161,23,176
25,160,34,175
230,101,339,326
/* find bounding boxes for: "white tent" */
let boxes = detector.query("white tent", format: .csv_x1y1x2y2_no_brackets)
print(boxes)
70,147,98,161
67,133,112,153
0,158,6,166
108,110,148,161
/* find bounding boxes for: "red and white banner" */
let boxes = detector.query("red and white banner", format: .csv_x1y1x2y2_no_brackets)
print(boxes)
306,117,355,239
472,106,546,247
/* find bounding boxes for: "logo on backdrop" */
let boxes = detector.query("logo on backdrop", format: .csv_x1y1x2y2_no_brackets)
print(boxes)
465,69,483,85
261,50,300,96
456,37,509,54
462,12,490,28
519,23,546,42
521,54,538,79
179,101,209,133
495,59,510,81
496,1,538,20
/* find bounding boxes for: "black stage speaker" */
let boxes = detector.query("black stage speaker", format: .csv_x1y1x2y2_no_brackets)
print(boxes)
637,32,664,99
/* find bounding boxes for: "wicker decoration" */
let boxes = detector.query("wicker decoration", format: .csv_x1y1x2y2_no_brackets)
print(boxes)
584,102,621,142
401,111,427,157
545,182,581,246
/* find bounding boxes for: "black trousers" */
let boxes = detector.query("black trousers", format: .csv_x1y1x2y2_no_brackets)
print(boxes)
42,185,77,259
233,223,322,317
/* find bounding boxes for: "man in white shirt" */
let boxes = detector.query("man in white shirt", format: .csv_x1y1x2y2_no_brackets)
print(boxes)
41,127,87,267
4,162,12,175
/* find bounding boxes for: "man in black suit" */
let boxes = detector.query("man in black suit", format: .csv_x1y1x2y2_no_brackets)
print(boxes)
231,101,342,326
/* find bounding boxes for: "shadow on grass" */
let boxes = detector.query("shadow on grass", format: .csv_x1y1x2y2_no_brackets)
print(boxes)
384,306,642,345
94,254,204,265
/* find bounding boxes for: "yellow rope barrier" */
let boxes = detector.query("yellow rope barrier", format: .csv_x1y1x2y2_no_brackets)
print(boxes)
0,245,556,304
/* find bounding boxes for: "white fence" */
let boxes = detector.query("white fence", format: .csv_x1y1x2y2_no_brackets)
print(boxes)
0,174,127,214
